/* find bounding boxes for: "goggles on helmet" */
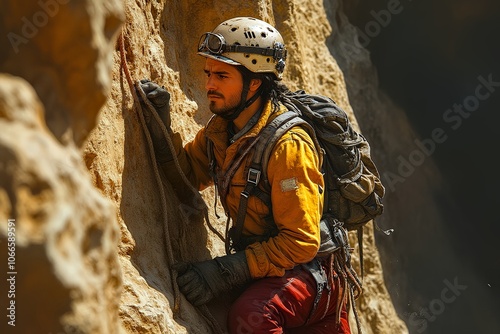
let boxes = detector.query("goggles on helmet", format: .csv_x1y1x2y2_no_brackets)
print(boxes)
198,32,287,61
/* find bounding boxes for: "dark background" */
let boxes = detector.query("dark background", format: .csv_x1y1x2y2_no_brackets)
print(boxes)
343,0,500,333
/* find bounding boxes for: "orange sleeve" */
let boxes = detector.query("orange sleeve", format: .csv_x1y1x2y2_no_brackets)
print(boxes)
245,127,324,278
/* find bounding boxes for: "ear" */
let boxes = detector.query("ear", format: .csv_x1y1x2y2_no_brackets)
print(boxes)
248,78,262,92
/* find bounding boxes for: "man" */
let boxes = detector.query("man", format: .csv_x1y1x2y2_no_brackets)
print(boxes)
140,17,351,333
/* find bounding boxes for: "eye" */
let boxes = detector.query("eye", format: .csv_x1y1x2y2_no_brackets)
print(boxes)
218,74,228,79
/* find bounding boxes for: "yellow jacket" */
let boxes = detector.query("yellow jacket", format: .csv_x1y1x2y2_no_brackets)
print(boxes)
166,100,324,279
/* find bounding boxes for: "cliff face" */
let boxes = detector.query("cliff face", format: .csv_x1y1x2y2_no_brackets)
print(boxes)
331,2,500,333
0,1,124,333
0,0,412,333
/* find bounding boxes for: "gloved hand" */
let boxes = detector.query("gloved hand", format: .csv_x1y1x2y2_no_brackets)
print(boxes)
138,79,173,163
172,252,251,306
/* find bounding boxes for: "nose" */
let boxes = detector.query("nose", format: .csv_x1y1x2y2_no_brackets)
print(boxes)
205,75,216,91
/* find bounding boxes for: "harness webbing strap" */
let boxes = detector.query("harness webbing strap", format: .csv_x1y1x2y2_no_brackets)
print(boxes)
358,227,364,280
259,116,319,192
220,137,260,201
228,111,300,252
302,258,328,324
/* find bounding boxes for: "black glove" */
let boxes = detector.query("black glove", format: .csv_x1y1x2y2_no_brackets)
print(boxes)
138,79,173,163
172,252,251,306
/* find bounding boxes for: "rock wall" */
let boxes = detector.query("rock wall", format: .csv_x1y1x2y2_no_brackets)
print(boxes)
0,0,411,333
0,0,124,333
331,2,500,333
91,0,408,332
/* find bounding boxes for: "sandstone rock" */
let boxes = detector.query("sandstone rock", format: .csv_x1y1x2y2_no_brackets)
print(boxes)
0,0,125,146
0,0,124,333
92,0,407,333
1,0,411,333
0,73,123,333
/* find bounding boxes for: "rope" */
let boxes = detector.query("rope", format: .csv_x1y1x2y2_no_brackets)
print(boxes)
118,29,224,334
334,250,363,334
119,29,181,316
350,286,363,334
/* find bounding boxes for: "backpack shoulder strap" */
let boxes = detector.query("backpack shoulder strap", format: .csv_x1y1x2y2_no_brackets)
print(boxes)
229,111,309,251
259,113,320,193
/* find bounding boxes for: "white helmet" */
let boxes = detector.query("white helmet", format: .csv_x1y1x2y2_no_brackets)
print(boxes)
198,17,287,80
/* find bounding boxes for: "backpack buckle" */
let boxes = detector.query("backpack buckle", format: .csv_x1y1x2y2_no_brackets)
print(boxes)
247,168,261,185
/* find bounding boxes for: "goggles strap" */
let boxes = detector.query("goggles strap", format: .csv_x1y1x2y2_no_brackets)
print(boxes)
198,32,287,61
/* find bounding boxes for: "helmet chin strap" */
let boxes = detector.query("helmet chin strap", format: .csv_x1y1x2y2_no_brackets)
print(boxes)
220,80,263,121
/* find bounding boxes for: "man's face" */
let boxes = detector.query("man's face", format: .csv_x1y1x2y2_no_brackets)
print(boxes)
204,58,244,116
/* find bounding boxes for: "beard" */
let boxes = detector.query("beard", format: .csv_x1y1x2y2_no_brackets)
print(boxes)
207,90,241,117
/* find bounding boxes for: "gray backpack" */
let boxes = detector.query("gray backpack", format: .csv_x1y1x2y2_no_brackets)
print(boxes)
228,90,385,254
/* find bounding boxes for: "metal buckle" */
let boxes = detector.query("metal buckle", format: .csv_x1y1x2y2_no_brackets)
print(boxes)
247,168,261,185
273,42,287,61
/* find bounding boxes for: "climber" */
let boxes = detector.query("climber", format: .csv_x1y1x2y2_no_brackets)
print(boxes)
139,17,351,333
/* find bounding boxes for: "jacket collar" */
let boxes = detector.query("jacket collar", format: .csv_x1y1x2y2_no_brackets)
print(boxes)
205,100,286,150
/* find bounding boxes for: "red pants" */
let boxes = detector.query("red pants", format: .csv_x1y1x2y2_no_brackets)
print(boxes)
227,263,351,334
